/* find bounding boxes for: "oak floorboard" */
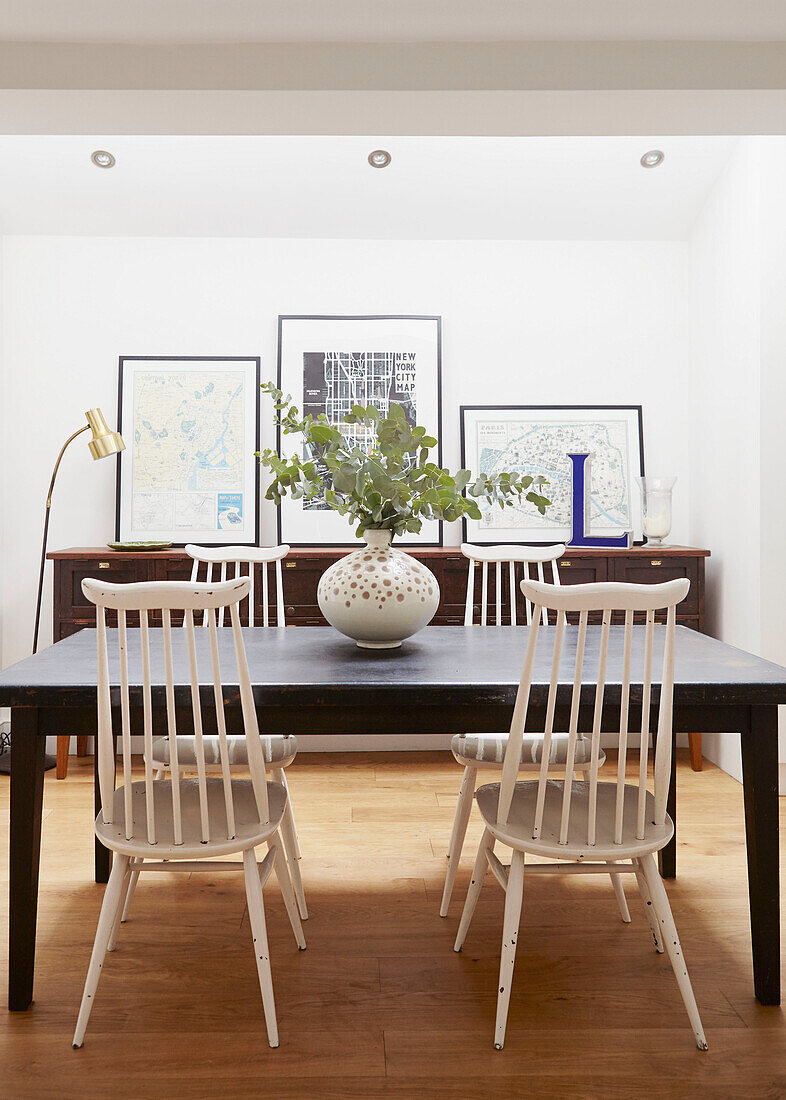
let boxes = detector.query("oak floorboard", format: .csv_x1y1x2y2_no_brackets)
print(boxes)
1,750,785,1099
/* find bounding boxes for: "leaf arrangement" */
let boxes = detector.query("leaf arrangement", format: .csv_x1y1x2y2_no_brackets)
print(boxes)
258,382,551,539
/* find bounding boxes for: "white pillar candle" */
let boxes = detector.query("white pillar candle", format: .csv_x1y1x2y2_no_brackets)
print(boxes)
644,512,670,539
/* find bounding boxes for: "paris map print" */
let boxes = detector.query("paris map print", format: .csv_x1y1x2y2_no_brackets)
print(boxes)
461,405,644,545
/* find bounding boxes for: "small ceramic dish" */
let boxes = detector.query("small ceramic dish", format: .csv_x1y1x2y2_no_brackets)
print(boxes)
107,541,173,552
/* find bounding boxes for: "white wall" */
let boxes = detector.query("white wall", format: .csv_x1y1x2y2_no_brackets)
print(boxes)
1,235,690,679
757,141,786,788
687,140,761,779
688,136,786,788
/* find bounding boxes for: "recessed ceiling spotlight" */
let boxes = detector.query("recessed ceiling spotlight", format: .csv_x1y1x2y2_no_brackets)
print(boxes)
91,150,116,169
368,149,391,169
640,150,665,169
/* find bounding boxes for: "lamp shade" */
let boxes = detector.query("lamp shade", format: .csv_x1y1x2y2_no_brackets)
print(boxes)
85,408,124,460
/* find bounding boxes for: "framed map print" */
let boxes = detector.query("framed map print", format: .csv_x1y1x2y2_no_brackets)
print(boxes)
276,315,442,545
461,405,645,545
116,356,260,546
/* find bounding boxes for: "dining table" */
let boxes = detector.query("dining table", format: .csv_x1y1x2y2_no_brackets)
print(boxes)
2,622,784,1013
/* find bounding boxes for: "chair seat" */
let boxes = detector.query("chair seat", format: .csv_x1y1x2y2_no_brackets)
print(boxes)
95,778,287,859
151,734,297,770
476,779,673,860
452,732,605,769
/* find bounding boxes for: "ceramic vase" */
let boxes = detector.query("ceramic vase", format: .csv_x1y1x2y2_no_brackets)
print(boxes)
317,530,440,648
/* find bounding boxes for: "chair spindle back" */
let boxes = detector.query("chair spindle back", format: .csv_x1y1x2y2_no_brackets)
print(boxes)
184,544,290,628
82,577,270,848
497,578,689,848
461,543,565,627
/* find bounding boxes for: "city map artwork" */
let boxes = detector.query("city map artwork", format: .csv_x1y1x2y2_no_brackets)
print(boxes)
116,357,260,545
461,405,645,545
302,349,418,509
277,316,442,545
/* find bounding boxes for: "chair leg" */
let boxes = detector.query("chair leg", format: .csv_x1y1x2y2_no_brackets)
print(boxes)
578,766,629,921
440,765,477,917
494,849,525,1050
108,860,136,950
73,854,130,1048
454,827,494,952
119,859,142,925
279,768,302,860
269,835,306,950
272,768,307,921
633,857,664,952
607,862,631,923
641,853,708,1050
243,848,279,1048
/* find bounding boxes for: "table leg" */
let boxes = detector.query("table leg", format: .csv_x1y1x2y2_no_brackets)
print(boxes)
94,732,115,884
741,705,780,1006
9,708,45,1011
658,722,677,879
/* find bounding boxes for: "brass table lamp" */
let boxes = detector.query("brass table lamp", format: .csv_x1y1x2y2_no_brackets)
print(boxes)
0,409,125,776
32,408,125,652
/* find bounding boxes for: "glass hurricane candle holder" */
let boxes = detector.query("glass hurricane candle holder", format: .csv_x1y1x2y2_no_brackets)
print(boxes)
637,476,676,546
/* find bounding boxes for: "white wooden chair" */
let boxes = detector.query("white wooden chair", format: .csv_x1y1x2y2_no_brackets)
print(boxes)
454,577,707,1051
129,544,307,924
441,543,622,920
73,576,305,1050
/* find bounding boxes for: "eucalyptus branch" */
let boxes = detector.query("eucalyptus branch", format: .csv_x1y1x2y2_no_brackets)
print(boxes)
257,381,550,538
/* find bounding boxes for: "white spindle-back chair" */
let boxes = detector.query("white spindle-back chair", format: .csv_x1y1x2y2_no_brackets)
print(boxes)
461,542,563,627
184,543,289,627
442,542,625,918
453,577,707,1051
137,543,307,923
73,577,305,1051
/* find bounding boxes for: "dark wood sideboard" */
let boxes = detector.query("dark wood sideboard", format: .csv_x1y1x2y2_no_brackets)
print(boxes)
48,544,710,776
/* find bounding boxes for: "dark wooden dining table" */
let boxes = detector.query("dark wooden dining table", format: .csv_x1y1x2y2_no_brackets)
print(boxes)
2,623,784,1012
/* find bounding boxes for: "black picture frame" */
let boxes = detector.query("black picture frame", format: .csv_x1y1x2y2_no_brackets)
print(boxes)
116,355,261,547
460,403,646,546
275,314,443,547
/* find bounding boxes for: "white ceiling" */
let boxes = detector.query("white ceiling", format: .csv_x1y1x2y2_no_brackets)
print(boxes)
0,135,735,240
0,0,784,44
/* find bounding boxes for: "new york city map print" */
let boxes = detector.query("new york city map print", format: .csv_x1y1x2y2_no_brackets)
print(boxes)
302,349,417,508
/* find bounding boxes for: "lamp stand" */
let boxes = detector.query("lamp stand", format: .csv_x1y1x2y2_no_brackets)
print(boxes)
0,424,91,776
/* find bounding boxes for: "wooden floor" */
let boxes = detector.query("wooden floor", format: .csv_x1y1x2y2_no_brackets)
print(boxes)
1,750,785,1099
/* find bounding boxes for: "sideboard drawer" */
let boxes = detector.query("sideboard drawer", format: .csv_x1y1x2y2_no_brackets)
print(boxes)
611,556,699,617
557,556,608,586
58,558,148,629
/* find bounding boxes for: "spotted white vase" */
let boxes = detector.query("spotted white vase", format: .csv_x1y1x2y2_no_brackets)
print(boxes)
317,530,440,649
